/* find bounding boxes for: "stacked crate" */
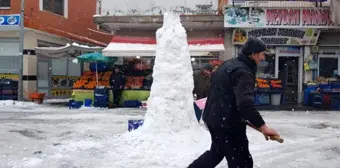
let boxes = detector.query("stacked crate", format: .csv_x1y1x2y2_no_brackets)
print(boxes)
94,86,109,108
0,79,18,100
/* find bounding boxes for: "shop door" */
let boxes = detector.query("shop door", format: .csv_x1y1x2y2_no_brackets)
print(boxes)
37,59,51,96
278,57,300,104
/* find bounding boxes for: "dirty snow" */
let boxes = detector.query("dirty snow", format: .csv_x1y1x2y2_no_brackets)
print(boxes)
0,106,339,168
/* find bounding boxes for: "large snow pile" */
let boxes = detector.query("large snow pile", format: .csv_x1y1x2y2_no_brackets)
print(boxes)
142,12,200,132
101,12,209,167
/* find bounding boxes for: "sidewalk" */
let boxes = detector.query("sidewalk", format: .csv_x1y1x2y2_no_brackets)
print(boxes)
256,104,327,111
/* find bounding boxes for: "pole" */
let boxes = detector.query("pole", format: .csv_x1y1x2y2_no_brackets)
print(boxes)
18,0,25,101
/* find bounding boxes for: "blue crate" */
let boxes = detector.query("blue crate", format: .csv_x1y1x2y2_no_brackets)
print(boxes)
255,94,270,105
94,95,109,102
90,63,108,72
1,95,17,100
304,85,318,105
319,84,331,90
330,96,340,110
94,102,108,108
69,101,83,109
128,120,144,132
123,100,142,107
84,99,92,107
94,86,109,96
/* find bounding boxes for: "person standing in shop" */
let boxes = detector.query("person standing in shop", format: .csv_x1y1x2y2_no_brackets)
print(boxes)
193,64,213,122
110,67,125,108
188,37,280,168
193,64,213,99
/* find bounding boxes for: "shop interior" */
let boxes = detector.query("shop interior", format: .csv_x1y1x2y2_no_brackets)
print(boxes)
278,57,299,104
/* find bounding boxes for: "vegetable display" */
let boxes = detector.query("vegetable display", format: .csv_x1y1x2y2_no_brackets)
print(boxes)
73,71,113,89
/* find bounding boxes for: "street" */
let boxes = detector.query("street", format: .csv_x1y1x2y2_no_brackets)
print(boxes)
0,104,339,168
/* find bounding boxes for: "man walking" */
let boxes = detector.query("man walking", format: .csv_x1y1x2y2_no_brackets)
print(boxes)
188,37,280,168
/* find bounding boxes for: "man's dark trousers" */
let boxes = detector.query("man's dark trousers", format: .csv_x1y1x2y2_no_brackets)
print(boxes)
188,126,253,168
112,88,122,107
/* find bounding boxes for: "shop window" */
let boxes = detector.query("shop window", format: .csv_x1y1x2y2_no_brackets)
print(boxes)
67,57,81,76
0,0,10,8
256,52,276,78
318,57,339,78
41,0,67,17
52,58,67,75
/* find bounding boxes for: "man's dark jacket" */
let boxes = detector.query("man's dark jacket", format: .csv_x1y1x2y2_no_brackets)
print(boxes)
110,72,125,89
202,53,265,132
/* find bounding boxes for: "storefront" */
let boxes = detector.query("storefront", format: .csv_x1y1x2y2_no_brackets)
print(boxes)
67,36,225,105
0,14,21,76
35,43,104,99
224,6,340,105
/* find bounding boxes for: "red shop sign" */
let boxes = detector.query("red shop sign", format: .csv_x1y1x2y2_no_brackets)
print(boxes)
266,8,334,27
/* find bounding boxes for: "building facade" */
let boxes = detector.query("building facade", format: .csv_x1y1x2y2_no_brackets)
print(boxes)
224,1,340,104
0,0,112,99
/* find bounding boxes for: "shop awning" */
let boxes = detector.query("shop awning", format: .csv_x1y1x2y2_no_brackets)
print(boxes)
102,36,225,57
35,43,104,59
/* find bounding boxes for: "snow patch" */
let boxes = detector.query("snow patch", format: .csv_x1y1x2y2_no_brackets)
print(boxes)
0,100,39,109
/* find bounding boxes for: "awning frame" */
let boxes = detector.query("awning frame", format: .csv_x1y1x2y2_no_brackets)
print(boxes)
35,43,104,59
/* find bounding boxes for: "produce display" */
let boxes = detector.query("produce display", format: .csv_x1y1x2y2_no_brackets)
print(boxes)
256,78,283,89
125,76,145,89
270,79,282,88
73,71,112,89
256,78,270,88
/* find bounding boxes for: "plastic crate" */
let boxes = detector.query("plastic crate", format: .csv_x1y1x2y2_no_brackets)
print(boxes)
94,95,109,102
1,95,17,100
94,86,109,96
304,85,318,105
69,101,83,109
90,63,108,72
94,101,108,108
128,120,144,132
123,100,142,107
330,96,340,110
256,94,270,105
84,99,92,107
1,89,18,95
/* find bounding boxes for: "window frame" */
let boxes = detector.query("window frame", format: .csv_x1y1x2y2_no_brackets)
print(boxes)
0,0,11,9
317,54,340,77
39,0,68,18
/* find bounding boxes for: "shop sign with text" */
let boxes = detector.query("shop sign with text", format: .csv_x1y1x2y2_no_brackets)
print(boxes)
225,7,340,28
232,28,320,45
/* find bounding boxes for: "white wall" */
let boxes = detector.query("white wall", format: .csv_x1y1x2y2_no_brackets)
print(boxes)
101,0,218,15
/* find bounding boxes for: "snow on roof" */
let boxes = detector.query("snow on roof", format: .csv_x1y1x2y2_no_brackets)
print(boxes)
35,43,104,59
102,36,225,57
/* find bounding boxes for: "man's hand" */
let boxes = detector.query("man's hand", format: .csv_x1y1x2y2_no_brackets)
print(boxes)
260,125,280,141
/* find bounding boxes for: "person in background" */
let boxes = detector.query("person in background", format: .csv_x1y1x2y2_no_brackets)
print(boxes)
193,64,213,122
110,67,126,108
189,37,280,168
193,64,213,99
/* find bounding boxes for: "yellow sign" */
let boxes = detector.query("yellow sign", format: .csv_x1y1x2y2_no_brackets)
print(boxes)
51,89,72,97
0,73,19,81
52,75,79,88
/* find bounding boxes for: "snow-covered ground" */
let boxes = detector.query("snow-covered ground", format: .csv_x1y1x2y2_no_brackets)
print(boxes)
0,101,339,168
